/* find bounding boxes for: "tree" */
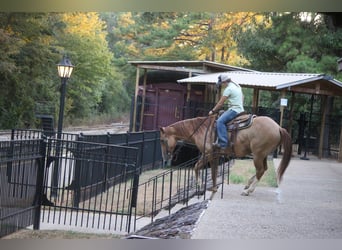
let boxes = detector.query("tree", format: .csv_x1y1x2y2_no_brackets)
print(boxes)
103,12,263,96
0,12,130,129
173,12,263,65
235,12,342,77
0,13,59,128
52,12,129,120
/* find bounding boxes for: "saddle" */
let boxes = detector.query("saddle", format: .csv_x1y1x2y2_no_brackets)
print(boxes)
226,112,255,131
216,111,255,131
215,112,256,156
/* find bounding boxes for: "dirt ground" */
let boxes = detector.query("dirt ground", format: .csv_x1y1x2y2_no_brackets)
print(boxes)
2,229,120,239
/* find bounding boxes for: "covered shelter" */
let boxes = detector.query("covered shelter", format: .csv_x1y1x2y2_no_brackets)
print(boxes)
129,60,253,132
178,71,342,160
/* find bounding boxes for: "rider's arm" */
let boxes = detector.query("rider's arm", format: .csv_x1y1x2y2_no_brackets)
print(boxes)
209,96,228,115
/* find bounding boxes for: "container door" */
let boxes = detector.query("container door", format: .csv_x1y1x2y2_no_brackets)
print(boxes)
157,88,184,127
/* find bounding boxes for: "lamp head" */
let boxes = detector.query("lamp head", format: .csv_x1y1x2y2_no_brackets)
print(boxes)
57,55,74,79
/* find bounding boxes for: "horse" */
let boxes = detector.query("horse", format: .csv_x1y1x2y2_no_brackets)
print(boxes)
159,114,292,196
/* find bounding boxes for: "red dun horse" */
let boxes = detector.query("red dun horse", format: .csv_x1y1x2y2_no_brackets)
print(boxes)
160,115,292,196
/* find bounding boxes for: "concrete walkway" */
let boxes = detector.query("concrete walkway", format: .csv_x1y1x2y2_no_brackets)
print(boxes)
191,156,342,239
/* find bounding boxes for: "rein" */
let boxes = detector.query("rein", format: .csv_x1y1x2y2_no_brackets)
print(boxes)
170,115,212,161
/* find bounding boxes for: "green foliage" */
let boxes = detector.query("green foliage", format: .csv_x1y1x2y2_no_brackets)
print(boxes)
235,12,342,117
1,12,341,130
229,174,245,184
235,12,342,74
0,12,130,129
0,13,60,128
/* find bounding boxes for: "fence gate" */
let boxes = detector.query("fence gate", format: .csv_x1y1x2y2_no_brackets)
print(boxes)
40,139,140,233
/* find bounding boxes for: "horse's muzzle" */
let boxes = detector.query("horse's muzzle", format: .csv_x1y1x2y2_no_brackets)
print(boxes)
162,159,172,168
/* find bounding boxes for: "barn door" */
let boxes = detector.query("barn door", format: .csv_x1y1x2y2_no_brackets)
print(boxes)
157,88,184,127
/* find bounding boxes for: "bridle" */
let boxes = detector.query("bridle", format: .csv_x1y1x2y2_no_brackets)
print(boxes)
160,138,172,160
160,115,213,163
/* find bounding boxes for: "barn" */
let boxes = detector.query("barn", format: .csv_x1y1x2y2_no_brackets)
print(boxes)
129,60,253,131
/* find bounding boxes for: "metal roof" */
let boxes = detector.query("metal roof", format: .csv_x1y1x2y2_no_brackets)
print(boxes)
177,71,342,96
129,60,253,74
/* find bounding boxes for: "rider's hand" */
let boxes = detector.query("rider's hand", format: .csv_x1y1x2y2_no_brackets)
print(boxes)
209,110,215,116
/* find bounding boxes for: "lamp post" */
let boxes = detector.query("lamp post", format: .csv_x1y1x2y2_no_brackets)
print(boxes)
52,55,74,197
57,55,74,139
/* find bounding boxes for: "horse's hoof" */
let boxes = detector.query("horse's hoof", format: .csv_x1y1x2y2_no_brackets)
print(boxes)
241,191,249,196
244,186,249,190
210,187,218,193
195,190,205,196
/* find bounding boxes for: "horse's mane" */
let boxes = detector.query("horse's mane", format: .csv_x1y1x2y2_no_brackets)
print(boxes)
169,116,213,139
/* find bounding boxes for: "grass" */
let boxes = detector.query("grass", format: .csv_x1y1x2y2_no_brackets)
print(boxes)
229,159,278,187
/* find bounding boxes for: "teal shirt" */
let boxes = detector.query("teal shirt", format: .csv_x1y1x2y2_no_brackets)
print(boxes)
222,82,244,113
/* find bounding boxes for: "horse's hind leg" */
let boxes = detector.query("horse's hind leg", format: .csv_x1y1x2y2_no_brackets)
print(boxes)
241,156,267,196
244,174,256,190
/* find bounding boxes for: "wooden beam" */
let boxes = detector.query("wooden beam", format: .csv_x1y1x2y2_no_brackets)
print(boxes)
287,92,296,137
132,67,140,132
139,69,147,131
339,126,342,162
252,88,259,114
279,89,286,128
318,95,327,159
132,64,207,74
186,71,192,102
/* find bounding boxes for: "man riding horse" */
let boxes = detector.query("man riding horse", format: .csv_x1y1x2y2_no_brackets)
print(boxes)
209,74,244,153
160,73,292,195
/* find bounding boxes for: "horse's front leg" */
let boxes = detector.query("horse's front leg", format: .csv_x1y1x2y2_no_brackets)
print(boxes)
209,158,219,193
194,155,206,188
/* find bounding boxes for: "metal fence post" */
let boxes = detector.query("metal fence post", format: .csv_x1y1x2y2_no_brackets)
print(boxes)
33,137,47,230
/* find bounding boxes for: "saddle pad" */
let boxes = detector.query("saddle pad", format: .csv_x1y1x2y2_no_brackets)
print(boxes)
227,114,256,131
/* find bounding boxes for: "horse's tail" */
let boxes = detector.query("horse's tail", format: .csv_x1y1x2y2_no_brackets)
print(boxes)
277,127,292,183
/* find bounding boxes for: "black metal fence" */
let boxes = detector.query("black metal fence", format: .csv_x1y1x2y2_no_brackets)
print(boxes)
1,128,229,237
78,130,163,172
134,155,230,226
40,139,140,233
0,138,45,237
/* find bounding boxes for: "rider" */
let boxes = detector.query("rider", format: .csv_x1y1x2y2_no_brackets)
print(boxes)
208,74,244,150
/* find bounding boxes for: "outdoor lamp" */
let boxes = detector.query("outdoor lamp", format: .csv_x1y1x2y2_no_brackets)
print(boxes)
57,55,74,78
53,55,74,197
56,54,74,138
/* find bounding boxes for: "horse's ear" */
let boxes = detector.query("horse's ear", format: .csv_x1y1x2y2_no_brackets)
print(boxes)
160,127,165,133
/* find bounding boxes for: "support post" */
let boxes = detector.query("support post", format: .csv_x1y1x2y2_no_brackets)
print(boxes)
339,126,342,162
139,69,147,131
132,67,140,132
252,88,259,114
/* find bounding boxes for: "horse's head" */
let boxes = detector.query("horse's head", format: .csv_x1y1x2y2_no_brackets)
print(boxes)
160,127,177,166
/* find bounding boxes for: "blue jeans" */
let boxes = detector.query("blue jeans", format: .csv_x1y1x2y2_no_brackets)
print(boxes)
216,109,238,148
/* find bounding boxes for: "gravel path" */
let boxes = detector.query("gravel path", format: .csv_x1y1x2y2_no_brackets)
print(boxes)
191,156,342,239
126,156,342,239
